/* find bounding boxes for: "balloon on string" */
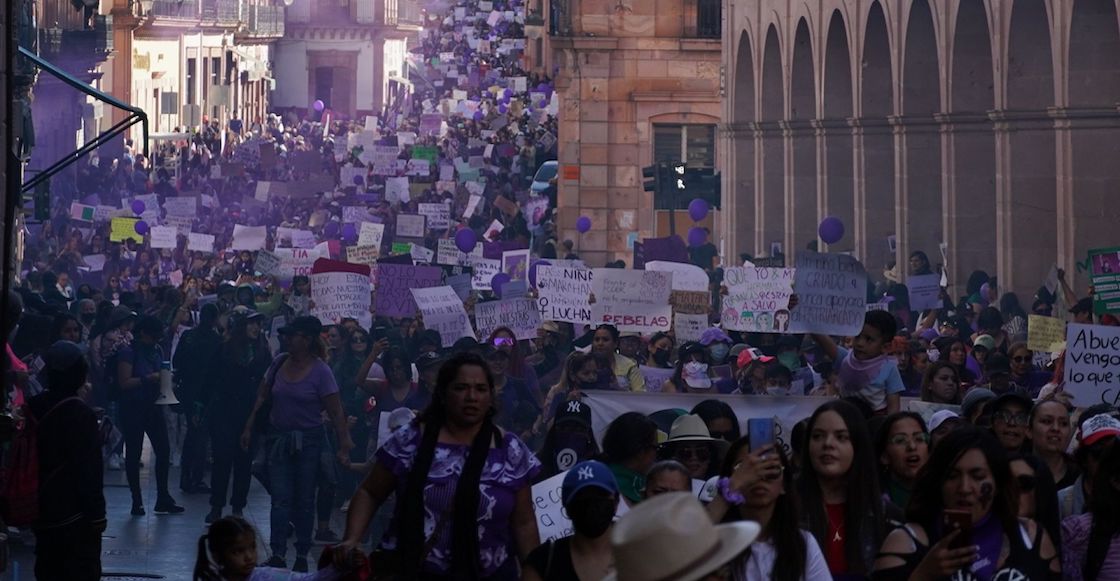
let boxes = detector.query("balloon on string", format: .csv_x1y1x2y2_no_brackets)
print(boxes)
576,216,592,233
818,216,845,244
528,259,550,288
312,99,325,112
131,199,146,215
455,227,477,253
503,88,514,99
352,174,365,185
341,223,357,243
134,220,149,235
473,110,484,121
323,221,340,238
491,273,511,297
687,198,709,222
687,226,706,247
497,103,508,114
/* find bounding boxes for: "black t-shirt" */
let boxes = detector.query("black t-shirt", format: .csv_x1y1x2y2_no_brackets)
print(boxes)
689,243,718,271
525,537,580,581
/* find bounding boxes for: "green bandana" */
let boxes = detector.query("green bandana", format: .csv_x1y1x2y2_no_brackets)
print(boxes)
610,463,646,503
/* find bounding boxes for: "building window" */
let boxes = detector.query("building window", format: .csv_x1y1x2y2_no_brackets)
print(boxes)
186,57,196,105
653,124,716,168
535,37,543,67
696,0,720,38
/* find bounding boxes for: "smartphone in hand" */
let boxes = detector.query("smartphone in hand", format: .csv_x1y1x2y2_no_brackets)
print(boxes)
747,418,775,453
942,509,973,549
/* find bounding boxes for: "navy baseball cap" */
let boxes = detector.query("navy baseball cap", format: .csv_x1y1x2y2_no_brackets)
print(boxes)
561,460,618,506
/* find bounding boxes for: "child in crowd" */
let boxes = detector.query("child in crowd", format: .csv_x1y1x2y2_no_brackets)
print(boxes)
810,310,905,415
194,516,356,581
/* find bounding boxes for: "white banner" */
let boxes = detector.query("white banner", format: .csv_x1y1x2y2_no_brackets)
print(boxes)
536,265,593,325
411,286,475,347
311,271,372,328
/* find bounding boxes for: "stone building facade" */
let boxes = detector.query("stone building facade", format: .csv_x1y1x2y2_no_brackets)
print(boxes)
721,0,1120,297
551,0,722,266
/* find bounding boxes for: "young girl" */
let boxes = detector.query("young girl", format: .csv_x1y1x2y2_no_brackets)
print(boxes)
194,516,349,580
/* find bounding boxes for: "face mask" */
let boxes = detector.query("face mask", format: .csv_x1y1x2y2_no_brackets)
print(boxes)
651,349,670,366
568,497,617,538
708,344,730,364
552,433,592,472
683,361,711,389
578,379,601,391
777,352,799,372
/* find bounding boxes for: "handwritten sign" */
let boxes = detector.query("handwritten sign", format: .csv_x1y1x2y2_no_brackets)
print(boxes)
417,203,450,230
532,469,627,543
411,286,475,347
231,225,267,251
188,232,215,253
274,248,324,280
375,264,443,317
149,226,177,249
346,246,380,269
788,252,866,336
475,298,542,340
410,244,435,264
536,266,593,324
396,214,426,238
1089,246,1120,314
907,274,943,311
1064,323,1120,406
1027,315,1066,353
163,197,197,217
470,258,501,290
385,177,411,203
110,217,143,243
722,267,796,333
674,312,709,343
590,269,673,333
254,250,282,276
358,222,385,248
312,270,372,328
437,238,465,266
645,261,710,293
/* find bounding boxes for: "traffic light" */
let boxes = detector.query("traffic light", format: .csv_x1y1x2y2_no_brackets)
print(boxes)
33,181,50,221
673,163,686,192
642,164,659,193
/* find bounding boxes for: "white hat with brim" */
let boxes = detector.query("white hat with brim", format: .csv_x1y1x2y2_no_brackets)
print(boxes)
604,492,761,581
659,414,729,454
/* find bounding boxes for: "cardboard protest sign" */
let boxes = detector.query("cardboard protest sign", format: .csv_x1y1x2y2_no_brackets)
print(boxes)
788,252,866,336
1088,246,1120,314
311,261,372,328
82,254,106,272
475,298,542,340
385,177,411,202
163,196,197,217
70,202,96,222
396,214,426,238
375,264,443,317
470,257,501,290
721,267,796,332
410,244,435,264
149,226,178,249
273,247,325,280
346,245,380,269
907,274,942,311
1027,315,1066,354
1064,323,1120,406
110,217,144,243
464,194,483,218
639,366,674,393
353,223,382,249
531,469,630,543
674,312,709,343
188,232,215,253
536,266,593,324
254,250,282,277
417,203,451,230
502,249,530,281
437,238,466,266
410,286,475,347
231,225,267,251
590,269,673,333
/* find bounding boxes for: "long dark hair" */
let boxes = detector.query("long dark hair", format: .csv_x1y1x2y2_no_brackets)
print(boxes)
796,400,883,575
670,342,707,389
400,353,496,577
1007,453,1061,553
875,412,929,486
723,438,805,581
193,516,257,580
907,428,1019,539
920,361,961,404
1085,443,1120,580
691,399,741,441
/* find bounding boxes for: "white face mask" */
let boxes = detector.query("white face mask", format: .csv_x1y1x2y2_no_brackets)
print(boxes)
683,361,711,389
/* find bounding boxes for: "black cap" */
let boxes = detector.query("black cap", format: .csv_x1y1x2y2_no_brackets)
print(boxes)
984,352,1012,377
278,315,322,338
415,329,442,349
554,399,592,430
45,340,85,373
991,391,1032,413
415,351,445,370
1070,297,1093,315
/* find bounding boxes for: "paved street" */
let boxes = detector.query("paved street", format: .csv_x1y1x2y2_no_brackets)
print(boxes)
6,445,337,581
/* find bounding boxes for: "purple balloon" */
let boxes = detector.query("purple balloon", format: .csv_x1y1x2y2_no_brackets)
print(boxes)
313,99,325,112
575,216,592,233
352,174,365,185
687,198,709,222
323,221,340,238
491,272,511,297
818,216,845,245
473,110,484,121
341,223,357,242
497,103,508,114
528,259,550,288
134,220,150,235
503,88,514,98
455,227,477,253
687,226,706,247
131,199,146,215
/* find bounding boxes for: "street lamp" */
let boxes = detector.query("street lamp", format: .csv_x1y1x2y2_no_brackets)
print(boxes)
137,0,154,16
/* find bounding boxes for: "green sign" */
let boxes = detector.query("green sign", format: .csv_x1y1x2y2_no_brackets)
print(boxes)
391,242,412,255
412,146,438,162
1088,246,1120,314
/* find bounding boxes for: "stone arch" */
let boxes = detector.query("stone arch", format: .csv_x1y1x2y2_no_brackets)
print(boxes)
1006,0,1057,290
902,0,943,267
790,18,816,252
950,0,997,285
823,9,853,253
1069,0,1120,283
732,30,757,254
861,0,895,272
760,24,785,251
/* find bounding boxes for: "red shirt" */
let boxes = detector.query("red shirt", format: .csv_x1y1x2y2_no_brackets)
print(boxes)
824,502,848,575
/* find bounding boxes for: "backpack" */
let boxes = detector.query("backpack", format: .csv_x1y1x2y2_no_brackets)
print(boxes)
0,396,84,527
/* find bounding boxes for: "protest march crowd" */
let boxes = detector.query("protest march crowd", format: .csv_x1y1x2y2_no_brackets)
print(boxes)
8,0,1120,579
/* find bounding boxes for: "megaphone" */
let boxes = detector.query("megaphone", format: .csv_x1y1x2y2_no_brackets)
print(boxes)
155,362,180,405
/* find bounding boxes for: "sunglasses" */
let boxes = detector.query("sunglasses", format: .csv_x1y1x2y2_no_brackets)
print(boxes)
493,337,515,347
675,445,711,461
1017,474,1036,492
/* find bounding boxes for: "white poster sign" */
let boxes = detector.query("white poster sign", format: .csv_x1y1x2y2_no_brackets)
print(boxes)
907,274,943,311
645,261,709,292
418,203,451,230
187,232,215,253
396,214,426,238
788,251,867,336
231,225,267,251
590,269,673,333
149,226,177,249
358,222,385,248
411,286,475,347
311,271,372,328
1064,323,1120,407
721,267,796,333
475,298,543,340
536,266,593,324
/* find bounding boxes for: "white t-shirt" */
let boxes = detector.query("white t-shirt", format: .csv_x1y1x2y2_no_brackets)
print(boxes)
735,530,831,581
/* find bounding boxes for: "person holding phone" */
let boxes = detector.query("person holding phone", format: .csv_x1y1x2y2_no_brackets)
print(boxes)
872,427,1060,580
